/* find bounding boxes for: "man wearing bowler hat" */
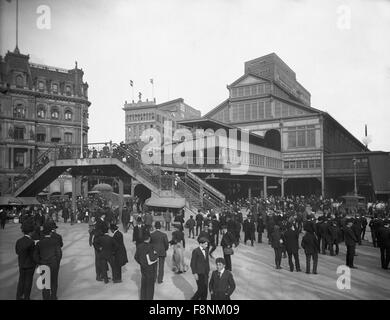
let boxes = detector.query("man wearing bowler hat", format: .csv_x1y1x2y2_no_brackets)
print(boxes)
150,221,169,284
33,222,62,300
344,218,358,268
15,221,36,300
110,224,128,283
190,237,210,300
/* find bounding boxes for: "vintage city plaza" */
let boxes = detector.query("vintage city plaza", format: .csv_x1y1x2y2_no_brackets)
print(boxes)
0,0,389,300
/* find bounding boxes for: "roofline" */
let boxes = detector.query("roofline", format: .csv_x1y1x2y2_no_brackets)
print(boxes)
321,112,369,151
227,72,271,88
156,98,184,108
203,98,229,118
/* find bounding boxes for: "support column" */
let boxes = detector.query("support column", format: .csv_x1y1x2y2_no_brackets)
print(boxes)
26,149,30,168
248,186,252,202
118,178,124,221
71,176,77,220
200,184,204,207
321,152,325,198
83,179,88,197
263,176,267,198
281,177,285,198
10,147,14,169
60,178,65,195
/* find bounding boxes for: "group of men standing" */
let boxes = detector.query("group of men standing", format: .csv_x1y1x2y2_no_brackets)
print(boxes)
15,218,63,300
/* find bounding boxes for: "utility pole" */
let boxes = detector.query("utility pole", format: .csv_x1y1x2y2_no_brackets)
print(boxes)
353,157,357,196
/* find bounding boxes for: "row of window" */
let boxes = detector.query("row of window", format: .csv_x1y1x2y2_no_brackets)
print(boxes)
8,126,74,143
126,112,155,122
284,159,321,169
249,153,282,169
37,107,73,121
14,75,73,96
13,104,75,121
230,83,271,98
213,100,306,123
287,126,316,148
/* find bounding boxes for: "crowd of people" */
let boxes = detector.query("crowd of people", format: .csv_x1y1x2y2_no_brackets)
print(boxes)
10,193,390,300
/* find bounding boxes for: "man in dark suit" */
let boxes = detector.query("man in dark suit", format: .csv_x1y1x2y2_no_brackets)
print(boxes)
48,221,62,299
121,206,130,233
209,257,236,300
190,237,210,300
301,227,320,274
15,221,36,300
195,211,204,236
150,221,169,284
33,223,62,300
110,224,128,283
344,219,358,268
93,224,118,283
283,224,301,272
133,216,148,246
377,219,390,269
134,232,158,300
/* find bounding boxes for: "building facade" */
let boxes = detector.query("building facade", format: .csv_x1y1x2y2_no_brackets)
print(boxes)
195,53,388,199
0,48,91,195
123,97,201,143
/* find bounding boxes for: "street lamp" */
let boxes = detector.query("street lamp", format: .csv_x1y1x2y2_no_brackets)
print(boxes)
352,157,357,196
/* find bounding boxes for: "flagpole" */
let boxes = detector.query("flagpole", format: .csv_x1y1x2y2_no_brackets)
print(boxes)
16,0,19,51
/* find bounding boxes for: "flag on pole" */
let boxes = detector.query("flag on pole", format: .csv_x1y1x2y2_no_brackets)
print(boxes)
365,124,367,137
150,78,154,84
130,80,133,87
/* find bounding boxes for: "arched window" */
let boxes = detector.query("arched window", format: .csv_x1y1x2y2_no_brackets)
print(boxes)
37,106,46,119
15,75,23,88
38,81,45,92
64,110,72,121
65,85,72,96
14,104,26,118
51,108,59,120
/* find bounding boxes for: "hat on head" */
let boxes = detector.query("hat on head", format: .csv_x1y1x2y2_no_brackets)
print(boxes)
198,237,209,243
154,221,161,229
216,257,226,265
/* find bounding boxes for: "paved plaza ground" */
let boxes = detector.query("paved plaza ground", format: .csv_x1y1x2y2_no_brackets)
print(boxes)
0,219,389,300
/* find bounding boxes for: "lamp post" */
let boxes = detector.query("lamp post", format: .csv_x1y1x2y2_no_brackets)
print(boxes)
352,157,357,196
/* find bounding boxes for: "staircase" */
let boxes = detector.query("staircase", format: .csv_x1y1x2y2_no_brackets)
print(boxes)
8,142,229,213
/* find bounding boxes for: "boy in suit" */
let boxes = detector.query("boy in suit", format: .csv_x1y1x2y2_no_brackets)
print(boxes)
190,237,210,300
15,221,36,300
209,257,236,300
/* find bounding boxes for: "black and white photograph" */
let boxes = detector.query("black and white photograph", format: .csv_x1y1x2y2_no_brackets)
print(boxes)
0,0,389,302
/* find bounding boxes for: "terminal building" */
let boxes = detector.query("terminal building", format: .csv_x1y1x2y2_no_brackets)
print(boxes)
168,53,390,201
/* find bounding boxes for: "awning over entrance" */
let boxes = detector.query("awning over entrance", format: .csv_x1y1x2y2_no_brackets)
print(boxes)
369,153,390,194
0,196,23,206
145,194,185,208
0,196,40,206
18,197,41,205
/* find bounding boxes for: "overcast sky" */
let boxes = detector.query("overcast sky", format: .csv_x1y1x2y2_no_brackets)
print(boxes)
1,0,389,151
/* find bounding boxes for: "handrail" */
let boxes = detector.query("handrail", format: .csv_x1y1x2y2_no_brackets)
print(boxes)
186,171,226,201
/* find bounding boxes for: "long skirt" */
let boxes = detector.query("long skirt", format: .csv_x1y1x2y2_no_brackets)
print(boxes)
172,243,187,273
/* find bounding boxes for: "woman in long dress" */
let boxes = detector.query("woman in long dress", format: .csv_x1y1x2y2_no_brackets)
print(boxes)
170,224,187,273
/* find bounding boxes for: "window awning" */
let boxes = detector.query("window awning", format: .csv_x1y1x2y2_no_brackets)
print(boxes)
145,194,185,209
36,126,46,134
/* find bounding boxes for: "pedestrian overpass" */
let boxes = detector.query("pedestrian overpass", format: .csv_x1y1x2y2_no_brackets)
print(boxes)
7,142,229,215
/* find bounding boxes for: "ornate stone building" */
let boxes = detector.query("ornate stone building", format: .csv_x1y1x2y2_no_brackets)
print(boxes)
0,48,91,195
